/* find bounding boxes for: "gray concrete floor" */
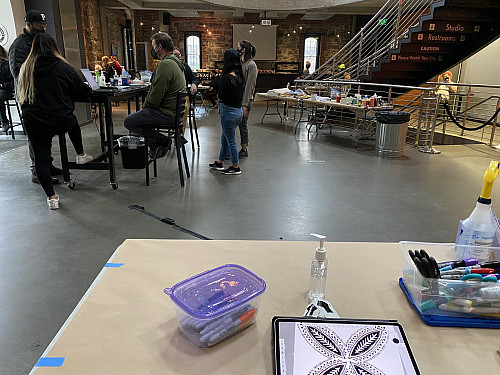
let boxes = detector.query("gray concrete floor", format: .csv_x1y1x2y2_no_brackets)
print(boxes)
1,102,500,374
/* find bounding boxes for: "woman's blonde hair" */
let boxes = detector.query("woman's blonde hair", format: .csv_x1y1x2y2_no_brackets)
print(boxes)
18,34,68,104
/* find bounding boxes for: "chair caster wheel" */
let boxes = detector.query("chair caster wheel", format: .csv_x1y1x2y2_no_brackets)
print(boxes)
111,182,118,190
67,179,76,189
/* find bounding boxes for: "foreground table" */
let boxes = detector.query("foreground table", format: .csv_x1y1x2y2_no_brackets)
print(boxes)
30,240,500,374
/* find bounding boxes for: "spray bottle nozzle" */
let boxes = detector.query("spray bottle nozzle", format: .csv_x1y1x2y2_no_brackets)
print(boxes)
479,160,500,201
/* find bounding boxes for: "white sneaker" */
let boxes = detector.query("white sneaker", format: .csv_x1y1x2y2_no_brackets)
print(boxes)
76,153,93,164
47,195,59,210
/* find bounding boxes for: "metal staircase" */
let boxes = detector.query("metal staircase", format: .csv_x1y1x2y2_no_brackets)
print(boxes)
309,0,500,87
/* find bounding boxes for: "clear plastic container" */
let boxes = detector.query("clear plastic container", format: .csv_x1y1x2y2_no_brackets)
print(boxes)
400,241,500,320
164,264,266,347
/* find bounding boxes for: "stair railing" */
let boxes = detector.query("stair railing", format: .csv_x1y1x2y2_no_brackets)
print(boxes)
308,0,440,82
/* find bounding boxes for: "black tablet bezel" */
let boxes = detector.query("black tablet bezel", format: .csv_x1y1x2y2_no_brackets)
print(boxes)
272,316,420,375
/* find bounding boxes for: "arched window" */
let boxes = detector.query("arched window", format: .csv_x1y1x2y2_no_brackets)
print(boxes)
303,36,320,74
186,34,201,71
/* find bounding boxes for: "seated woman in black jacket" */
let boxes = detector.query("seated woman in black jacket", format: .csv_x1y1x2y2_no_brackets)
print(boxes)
17,34,93,210
0,45,14,132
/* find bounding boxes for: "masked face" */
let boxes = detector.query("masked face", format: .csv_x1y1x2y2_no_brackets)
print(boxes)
150,44,161,60
29,23,46,36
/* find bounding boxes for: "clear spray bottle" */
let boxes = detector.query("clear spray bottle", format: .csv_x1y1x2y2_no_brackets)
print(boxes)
308,233,328,301
456,161,500,261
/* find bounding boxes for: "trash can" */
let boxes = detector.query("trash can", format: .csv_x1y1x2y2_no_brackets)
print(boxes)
118,136,146,169
375,111,411,158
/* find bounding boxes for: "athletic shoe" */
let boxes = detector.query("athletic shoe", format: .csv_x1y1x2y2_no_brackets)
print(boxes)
238,149,248,158
49,165,63,176
150,145,168,160
222,166,241,175
47,195,59,210
76,153,94,164
209,161,224,170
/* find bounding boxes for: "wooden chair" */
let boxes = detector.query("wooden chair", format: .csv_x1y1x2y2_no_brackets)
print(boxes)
143,91,190,187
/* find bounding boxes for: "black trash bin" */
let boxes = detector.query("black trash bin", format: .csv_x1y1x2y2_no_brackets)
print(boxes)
118,136,146,169
375,111,411,158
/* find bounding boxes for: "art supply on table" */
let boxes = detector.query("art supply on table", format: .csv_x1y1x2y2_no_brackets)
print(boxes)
456,161,500,262
164,264,266,347
400,241,500,327
308,233,328,301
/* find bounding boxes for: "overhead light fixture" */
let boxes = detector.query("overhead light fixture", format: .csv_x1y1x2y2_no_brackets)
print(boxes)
293,30,296,34
252,25,255,28
299,26,303,30
249,30,252,33
152,27,155,30
203,24,206,27
208,31,212,35
206,28,209,32
287,33,290,37
140,22,143,26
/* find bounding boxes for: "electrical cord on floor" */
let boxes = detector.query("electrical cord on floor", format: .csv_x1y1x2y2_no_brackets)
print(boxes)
116,187,211,240
443,102,500,131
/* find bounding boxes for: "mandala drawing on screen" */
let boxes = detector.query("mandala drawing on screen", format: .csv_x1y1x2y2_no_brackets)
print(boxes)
298,323,389,375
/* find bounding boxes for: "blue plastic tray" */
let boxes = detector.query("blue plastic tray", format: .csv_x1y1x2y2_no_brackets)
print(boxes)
399,278,500,328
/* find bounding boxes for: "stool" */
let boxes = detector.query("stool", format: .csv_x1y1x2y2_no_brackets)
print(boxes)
143,91,190,187
3,94,24,140
187,94,200,151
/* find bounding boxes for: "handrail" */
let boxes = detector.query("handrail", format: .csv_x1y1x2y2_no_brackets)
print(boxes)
309,0,440,81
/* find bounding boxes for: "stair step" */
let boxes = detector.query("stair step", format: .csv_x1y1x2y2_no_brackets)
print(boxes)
420,20,484,34
400,43,455,54
444,0,500,8
411,32,471,44
387,53,445,65
433,7,495,21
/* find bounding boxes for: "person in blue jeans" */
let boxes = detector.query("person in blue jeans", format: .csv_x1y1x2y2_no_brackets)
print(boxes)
209,49,243,175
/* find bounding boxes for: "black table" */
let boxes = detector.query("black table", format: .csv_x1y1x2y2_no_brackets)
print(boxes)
59,86,149,190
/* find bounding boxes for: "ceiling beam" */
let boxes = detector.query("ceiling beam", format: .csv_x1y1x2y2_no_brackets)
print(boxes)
116,0,143,9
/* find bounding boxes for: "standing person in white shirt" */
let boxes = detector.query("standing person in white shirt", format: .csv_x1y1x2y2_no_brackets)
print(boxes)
236,40,257,158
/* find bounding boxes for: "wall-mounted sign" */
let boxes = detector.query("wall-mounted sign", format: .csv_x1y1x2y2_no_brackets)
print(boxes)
0,23,8,46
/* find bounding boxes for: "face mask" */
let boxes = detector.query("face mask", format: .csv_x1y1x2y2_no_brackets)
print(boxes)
151,46,159,60
30,27,46,36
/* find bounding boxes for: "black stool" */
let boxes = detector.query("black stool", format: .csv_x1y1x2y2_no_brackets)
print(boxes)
3,93,24,140
143,91,190,187
187,93,200,151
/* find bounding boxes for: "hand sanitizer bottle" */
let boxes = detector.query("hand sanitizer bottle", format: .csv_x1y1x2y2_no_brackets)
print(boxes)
308,233,328,301
99,74,106,86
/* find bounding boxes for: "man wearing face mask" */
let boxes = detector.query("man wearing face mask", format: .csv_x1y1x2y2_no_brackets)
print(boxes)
124,32,186,160
9,9,62,184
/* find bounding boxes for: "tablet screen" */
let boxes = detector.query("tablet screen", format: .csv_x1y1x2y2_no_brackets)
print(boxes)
274,318,419,375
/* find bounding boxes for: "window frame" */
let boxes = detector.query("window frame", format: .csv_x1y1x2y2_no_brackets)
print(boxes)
303,34,321,74
184,31,202,71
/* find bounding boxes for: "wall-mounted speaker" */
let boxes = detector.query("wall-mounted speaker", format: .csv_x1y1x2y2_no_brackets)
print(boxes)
162,12,170,26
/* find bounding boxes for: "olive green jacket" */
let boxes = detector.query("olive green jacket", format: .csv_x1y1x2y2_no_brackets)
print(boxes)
144,55,186,117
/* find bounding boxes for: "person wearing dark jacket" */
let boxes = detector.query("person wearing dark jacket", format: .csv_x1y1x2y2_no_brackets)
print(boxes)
208,49,243,175
17,34,93,210
0,46,14,132
173,47,199,133
8,9,62,184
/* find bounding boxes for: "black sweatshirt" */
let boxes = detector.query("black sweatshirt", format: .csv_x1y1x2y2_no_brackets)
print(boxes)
21,55,91,132
217,73,243,108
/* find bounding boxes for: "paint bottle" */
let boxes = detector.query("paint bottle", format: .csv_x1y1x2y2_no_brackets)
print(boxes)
308,233,328,301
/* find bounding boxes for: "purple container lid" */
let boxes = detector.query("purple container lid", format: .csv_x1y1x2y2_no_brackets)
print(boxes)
164,264,266,319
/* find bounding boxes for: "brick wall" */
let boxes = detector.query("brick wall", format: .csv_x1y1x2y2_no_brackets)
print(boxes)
80,0,102,69
79,2,354,73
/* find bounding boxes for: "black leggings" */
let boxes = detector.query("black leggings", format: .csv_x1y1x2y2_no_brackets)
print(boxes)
25,120,84,197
